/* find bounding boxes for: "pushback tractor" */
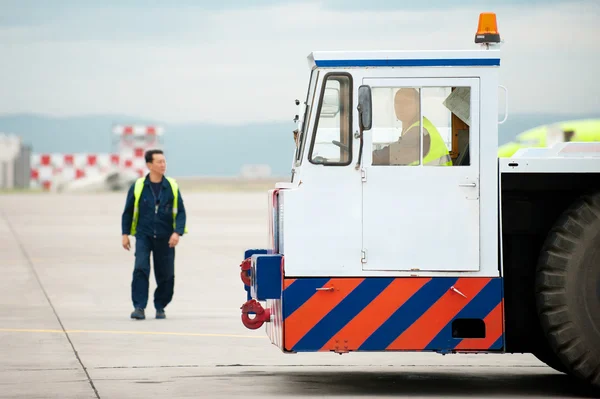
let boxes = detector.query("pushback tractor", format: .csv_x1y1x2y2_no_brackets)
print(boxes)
238,13,600,388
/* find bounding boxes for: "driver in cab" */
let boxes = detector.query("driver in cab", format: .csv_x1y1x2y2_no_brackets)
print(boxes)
372,88,452,166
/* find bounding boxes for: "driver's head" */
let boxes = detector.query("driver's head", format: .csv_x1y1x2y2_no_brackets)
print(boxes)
394,88,420,123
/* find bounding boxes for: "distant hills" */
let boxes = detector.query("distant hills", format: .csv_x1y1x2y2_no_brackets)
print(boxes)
1,112,598,177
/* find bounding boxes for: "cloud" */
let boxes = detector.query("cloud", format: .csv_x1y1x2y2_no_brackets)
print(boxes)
0,1,598,124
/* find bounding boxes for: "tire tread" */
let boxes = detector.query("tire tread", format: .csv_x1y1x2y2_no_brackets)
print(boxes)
535,191,600,385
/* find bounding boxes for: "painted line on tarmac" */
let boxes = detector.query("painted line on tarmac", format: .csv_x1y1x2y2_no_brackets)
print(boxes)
0,328,267,339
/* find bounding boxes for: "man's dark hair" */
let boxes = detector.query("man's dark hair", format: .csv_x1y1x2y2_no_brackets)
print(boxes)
145,149,164,163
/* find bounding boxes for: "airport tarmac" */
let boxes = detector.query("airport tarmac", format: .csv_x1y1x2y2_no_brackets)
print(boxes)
0,191,597,398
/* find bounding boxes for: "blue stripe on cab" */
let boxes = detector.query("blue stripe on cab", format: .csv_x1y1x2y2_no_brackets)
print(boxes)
424,278,502,351
291,278,394,352
358,278,458,351
283,278,331,319
314,58,500,68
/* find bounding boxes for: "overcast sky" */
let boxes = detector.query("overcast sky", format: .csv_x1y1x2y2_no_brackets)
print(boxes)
1,0,598,125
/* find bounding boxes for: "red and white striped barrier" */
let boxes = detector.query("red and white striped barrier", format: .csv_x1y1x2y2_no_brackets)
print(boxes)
30,151,149,190
30,125,164,191
112,125,164,136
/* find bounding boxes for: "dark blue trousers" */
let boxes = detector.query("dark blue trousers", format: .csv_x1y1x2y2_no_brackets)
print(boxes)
131,235,175,310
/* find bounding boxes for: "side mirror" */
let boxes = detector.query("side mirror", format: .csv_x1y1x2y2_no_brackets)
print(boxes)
354,85,372,170
357,85,372,131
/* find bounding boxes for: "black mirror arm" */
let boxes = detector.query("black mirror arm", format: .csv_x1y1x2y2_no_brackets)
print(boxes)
355,105,364,170
355,132,364,170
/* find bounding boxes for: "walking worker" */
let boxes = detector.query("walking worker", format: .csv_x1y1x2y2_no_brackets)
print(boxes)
121,149,187,320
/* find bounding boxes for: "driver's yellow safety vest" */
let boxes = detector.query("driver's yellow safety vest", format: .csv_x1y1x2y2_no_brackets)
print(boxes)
408,117,453,166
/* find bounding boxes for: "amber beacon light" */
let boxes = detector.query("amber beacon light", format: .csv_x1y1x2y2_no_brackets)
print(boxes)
475,12,501,44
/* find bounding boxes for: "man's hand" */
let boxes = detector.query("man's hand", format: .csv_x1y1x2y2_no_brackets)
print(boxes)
169,232,180,248
122,235,131,251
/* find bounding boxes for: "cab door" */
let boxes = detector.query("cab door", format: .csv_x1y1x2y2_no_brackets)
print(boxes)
361,78,481,272
282,71,364,277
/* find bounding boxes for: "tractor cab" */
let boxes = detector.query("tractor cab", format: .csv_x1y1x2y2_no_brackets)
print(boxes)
273,13,505,279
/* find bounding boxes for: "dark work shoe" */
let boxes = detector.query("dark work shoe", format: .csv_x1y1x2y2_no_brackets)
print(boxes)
130,308,145,320
156,309,166,319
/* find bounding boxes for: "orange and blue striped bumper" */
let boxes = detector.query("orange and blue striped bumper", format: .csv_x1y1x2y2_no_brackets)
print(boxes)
282,277,504,353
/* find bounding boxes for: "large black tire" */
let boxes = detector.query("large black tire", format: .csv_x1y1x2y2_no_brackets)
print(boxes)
535,191,600,386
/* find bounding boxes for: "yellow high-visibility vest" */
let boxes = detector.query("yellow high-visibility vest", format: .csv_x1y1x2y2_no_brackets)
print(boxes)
407,117,453,166
130,176,188,235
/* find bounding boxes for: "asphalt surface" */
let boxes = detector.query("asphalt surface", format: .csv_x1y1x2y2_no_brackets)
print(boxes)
0,191,598,398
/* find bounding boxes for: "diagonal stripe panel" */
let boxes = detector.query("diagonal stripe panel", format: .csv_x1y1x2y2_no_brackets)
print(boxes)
283,279,296,289
359,278,458,351
291,278,395,352
284,278,364,351
283,278,330,319
320,278,431,352
425,278,502,350
454,300,504,351
386,278,491,350
489,335,504,350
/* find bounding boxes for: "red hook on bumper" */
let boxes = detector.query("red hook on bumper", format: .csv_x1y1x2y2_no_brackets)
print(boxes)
241,299,271,330
240,258,251,286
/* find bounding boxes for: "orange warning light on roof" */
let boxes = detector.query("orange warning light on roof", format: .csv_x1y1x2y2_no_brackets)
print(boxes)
475,12,501,44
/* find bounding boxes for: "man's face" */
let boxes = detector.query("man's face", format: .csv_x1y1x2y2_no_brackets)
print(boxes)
147,153,166,175
394,90,420,122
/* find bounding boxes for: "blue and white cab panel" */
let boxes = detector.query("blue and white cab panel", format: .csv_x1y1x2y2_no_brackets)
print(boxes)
281,49,501,278
307,50,500,69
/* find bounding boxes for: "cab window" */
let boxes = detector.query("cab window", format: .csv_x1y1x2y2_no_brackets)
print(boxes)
308,73,352,166
370,86,472,167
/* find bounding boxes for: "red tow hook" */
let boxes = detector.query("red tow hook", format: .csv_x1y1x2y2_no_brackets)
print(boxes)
240,257,251,286
240,299,271,330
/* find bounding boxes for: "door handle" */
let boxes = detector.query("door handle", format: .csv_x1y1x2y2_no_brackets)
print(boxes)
316,287,334,292
459,182,476,187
